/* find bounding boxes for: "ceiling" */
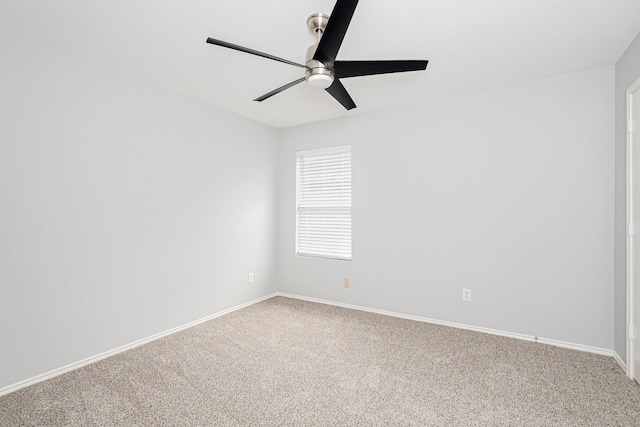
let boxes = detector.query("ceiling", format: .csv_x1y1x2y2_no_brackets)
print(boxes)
1,1,639,129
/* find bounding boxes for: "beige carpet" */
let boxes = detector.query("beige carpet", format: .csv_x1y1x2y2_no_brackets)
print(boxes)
1,296,639,426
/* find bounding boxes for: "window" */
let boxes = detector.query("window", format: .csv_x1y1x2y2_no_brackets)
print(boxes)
296,145,352,261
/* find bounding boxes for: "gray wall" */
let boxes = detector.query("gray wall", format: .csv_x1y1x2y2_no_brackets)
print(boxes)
614,32,640,363
277,67,615,349
0,21,625,391
0,28,278,390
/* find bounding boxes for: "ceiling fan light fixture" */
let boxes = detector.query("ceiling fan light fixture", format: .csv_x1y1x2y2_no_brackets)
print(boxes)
307,73,334,89
206,0,428,110
305,53,334,89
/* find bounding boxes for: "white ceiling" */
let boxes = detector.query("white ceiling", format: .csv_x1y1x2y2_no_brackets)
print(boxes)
1,0,639,128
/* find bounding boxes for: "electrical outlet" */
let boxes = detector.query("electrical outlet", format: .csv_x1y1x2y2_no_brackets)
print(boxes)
344,278,350,288
462,288,471,302
248,273,254,284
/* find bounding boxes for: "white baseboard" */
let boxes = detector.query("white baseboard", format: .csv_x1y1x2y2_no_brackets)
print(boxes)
0,293,278,397
276,292,615,358
613,351,627,374
2,291,621,397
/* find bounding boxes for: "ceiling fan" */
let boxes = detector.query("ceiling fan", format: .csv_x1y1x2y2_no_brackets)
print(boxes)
206,0,428,110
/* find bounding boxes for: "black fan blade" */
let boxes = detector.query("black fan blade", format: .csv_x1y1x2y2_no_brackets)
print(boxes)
206,38,305,69
325,79,356,110
313,0,359,65
334,60,428,78
254,78,306,102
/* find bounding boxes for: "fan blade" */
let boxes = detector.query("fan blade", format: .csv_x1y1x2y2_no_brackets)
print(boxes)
325,79,356,110
254,78,306,102
334,60,428,78
206,38,305,69
313,0,359,65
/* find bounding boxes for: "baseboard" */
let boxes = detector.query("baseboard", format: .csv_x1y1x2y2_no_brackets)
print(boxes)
0,293,278,397
613,351,627,374
2,291,619,397
276,292,615,358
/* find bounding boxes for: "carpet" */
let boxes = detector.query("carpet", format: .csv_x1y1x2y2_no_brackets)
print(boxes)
1,296,639,426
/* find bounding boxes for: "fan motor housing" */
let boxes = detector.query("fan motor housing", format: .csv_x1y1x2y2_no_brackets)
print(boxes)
305,43,334,88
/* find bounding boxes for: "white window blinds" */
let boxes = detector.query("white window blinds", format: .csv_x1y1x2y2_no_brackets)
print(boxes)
296,145,352,261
